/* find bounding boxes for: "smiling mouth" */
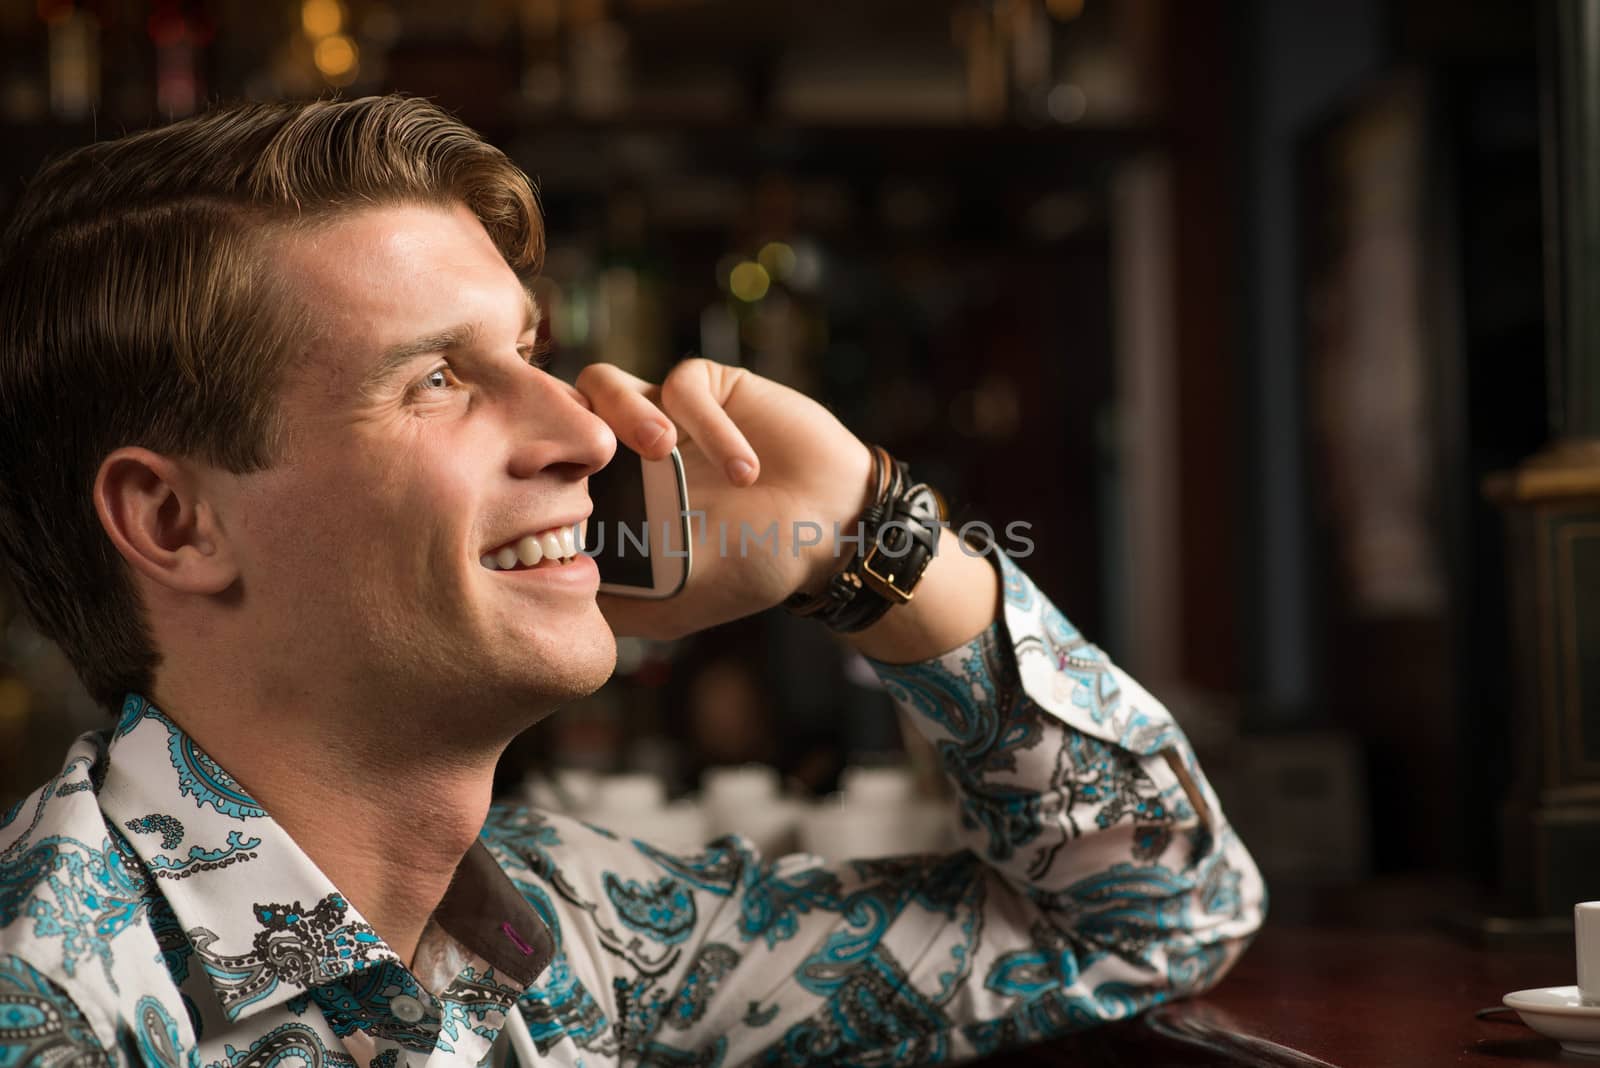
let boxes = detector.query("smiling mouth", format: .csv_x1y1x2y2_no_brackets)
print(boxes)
480,521,586,572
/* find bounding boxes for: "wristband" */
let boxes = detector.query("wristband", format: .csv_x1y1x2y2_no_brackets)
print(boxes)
783,444,948,633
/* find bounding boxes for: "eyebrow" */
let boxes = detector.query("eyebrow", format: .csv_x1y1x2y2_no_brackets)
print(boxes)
362,288,541,389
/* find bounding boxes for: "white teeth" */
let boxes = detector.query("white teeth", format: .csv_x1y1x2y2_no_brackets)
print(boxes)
482,521,589,570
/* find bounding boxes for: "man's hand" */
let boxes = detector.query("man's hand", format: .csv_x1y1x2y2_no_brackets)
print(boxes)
575,358,873,641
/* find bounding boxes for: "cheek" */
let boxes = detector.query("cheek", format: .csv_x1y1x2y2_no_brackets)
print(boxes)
235,479,361,584
232,454,396,573
335,447,488,578
237,418,493,591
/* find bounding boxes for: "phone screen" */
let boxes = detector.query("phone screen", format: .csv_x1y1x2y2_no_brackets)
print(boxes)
585,453,655,589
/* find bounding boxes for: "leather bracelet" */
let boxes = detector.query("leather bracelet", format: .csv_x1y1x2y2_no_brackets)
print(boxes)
783,444,948,633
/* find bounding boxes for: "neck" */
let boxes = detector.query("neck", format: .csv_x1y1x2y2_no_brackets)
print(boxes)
154,679,509,967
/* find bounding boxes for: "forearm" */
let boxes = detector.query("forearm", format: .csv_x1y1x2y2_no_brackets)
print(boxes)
527,546,1264,1064
864,552,1267,1008
843,527,1001,665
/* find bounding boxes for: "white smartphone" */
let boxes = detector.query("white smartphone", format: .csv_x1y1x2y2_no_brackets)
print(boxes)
585,445,691,598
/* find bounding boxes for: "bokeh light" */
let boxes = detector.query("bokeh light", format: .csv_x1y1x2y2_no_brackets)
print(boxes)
757,241,796,280
301,0,344,38
313,34,359,84
728,261,770,302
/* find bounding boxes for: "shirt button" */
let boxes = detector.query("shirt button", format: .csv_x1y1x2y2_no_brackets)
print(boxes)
390,995,425,1023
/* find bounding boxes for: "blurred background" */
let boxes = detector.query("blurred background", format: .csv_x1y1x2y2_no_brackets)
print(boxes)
0,0,1586,930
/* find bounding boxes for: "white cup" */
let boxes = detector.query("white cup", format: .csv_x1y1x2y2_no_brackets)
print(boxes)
703,765,779,808
1577,901,1600,1004
839,766,915,805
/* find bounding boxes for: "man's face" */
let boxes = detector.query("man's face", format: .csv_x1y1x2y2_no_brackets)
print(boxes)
217,202,618,731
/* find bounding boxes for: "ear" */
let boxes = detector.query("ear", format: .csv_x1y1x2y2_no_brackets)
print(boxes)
93,447,238,596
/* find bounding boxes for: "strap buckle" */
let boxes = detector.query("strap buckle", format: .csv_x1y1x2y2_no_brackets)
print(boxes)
859,542,916,604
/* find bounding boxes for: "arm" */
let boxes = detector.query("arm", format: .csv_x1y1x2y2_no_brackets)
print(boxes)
542,359,1261,1060
844,525,1003,666
856,546,1266,1053
498,547,1265,1065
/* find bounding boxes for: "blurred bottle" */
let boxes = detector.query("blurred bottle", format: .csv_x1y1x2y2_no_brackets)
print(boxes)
3,0,47,120
593,191,668,380
148,2,208,118
46,6,98,120
1004,0,1053,124
952,1,1006,122
517,0,563,114
567,0,629,118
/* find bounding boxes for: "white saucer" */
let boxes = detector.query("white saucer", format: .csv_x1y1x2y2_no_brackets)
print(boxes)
1504,986,1600,1056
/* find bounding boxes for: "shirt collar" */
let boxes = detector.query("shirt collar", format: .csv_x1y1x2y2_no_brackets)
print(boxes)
99,694,552,1025
429,833,554,990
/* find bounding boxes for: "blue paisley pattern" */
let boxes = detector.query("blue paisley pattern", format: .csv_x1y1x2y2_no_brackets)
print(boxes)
0,825,149,988
737,863,841,949
605,876,699,946
0,552,1263,1066
0,954,109,1066
161,722,266,822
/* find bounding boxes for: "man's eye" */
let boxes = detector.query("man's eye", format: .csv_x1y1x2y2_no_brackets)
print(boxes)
413,366,457,395
521,339,553,369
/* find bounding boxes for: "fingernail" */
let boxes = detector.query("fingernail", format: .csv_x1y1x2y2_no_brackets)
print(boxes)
639,421,670,450
727,458,754,483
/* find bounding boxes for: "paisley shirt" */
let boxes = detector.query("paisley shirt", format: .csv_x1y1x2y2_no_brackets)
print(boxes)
0,552,1265,1067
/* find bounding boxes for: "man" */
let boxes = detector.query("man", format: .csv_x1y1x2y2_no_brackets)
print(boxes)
0,95,1264,1067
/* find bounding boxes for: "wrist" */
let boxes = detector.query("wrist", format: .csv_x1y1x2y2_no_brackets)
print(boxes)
843,526,1002,664
794,440,876,599
783,444,947,633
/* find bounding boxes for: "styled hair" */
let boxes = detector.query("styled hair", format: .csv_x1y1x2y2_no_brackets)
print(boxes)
0,95,544,710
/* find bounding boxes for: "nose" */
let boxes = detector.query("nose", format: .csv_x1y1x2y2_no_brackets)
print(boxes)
504,370,617,481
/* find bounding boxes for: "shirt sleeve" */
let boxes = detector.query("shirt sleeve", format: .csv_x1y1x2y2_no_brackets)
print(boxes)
0,954,115,1068
499,550,1267,1066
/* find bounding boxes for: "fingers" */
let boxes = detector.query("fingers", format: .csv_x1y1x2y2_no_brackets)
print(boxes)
552,377,596,411
573,363,676,460
659,358,760,486
575,357,760,485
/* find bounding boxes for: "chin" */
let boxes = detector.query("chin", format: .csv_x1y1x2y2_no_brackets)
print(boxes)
530,622,618,702
568,638,620,699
